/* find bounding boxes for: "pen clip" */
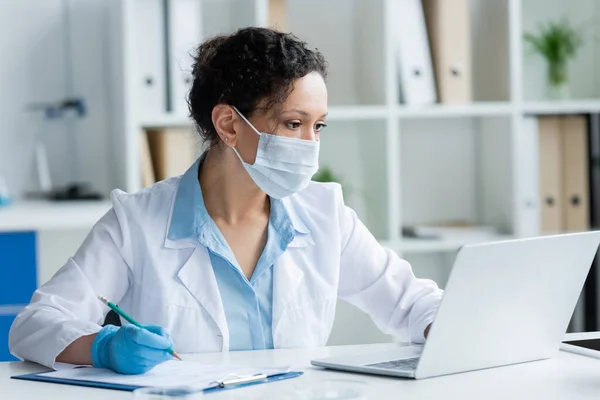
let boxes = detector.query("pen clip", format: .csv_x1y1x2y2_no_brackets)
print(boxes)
214,373,268,388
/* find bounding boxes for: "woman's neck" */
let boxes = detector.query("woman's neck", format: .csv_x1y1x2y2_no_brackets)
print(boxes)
199,147,269,224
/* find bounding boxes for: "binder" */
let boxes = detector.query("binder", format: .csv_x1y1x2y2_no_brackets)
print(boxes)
394,0,436,105
538,116,563,233
140,130,156,187
135,0,167,118
422,0,472,103
516,116,541,238
589,114,600,230
168,0,203,117
146,127,197,181
560,116,590,232
268,0,287,32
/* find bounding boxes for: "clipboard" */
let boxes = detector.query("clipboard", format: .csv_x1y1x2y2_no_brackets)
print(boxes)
12,369,303,393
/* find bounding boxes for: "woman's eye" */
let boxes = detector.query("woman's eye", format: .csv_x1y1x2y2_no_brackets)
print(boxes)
315,123,327,132
286,121,301,129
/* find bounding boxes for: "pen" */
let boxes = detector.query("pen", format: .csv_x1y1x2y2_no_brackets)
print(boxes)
97,295,182,361
216,373,268,388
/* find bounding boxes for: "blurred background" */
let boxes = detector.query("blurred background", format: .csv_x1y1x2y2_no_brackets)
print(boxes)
2,0,600,361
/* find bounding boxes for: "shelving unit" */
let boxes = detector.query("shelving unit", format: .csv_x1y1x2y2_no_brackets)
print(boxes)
4,0,599,256
98,0,600,280
2,0,599,351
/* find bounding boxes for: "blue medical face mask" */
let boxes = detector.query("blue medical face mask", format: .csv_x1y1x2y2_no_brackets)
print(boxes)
231,107,320,199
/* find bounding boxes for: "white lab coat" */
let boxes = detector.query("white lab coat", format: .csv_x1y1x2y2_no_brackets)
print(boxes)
9,179,442,369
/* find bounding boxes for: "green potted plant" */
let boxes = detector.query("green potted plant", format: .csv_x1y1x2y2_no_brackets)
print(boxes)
312,166,349,196
524,18,584,99
312,166,341,184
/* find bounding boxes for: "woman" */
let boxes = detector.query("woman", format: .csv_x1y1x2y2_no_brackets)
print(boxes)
9,27,442,374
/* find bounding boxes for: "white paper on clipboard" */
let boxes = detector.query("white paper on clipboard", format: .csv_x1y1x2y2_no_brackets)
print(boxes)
42,361,291,390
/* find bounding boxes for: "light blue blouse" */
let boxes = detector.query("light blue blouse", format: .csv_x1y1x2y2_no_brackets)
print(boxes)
167,157,296,350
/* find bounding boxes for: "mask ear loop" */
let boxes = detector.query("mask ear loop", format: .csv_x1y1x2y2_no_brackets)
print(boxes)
232,106,262,137
230,106,262,166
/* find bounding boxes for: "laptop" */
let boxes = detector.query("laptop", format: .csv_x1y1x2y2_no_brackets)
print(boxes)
312,232,600,379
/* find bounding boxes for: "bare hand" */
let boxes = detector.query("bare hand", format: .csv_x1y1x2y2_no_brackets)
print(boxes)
424,324,432,339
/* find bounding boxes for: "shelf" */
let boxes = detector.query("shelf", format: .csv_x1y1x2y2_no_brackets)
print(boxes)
139,114,193,129
326,105,388,121
138,102,518,126
0,200,112,232
327,103,515,121
141,107,388,127
400,234,516,253
397,102,514,119
522,100,600,115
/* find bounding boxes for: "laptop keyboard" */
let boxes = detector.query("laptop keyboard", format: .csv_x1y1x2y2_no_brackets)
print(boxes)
366,357,420,371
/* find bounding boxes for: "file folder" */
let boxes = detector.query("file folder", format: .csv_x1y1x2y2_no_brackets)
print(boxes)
422,0,472,103
135,0,167,118
517,116,541,237
538,116,563,233
146,127,197,181
560,115,590,232
140,130,157,187
269,0,287,32
168,0,203,117
394,0,436,105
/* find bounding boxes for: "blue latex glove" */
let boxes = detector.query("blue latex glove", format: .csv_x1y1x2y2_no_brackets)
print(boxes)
91,324,174,374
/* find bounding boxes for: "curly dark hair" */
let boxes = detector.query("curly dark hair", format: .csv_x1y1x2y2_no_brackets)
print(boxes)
188,27,328,145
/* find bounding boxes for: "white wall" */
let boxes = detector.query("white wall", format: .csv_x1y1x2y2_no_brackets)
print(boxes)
287,0,386,106
0,0,113,200
36,229,89,285
0,0,66,197
319,119,389,240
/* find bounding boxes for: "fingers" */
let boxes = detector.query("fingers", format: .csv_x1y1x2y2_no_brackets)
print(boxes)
128,355,170,374
143,325,171,341
121,325,173,350
106,325,175,375
134,345,175,365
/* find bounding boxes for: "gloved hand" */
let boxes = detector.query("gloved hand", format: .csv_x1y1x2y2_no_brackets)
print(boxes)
91,324,174,375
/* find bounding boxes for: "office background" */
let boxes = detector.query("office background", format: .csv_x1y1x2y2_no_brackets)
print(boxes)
2,0,600,361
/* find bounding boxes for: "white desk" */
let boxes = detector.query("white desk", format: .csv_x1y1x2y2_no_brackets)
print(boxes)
3,334,600,400
0,200,111,232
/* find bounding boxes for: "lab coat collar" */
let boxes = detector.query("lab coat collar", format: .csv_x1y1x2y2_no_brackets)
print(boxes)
165,156,206,248
281,194,315,247
164,153,314,249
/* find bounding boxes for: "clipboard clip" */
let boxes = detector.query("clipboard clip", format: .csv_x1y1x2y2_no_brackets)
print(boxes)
212,373,268,388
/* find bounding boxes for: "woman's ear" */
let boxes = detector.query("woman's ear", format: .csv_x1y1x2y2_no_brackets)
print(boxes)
212,104,238,146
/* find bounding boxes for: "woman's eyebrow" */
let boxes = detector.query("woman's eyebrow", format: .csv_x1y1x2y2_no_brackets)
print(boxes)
282,109,329,118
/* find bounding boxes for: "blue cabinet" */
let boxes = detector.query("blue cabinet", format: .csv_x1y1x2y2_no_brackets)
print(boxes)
0,315,18,361
0,232,37,305
0,231,37,361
